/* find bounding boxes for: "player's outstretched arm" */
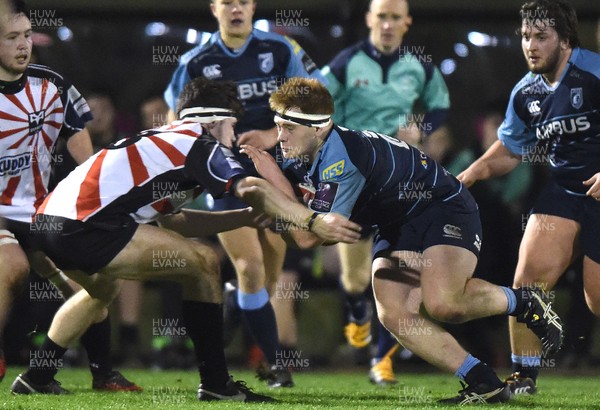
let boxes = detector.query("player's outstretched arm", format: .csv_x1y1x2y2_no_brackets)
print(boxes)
457,140,521,187
158,207,272,237
279,212,358,249
234,176,361,248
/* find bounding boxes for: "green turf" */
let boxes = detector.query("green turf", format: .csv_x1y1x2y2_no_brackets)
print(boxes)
1,367,599,409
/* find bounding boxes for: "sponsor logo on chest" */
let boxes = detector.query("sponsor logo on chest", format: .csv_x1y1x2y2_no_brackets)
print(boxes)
28,109,46,135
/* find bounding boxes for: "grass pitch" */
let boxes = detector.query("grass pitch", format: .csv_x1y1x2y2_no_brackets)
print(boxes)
1,367,599,409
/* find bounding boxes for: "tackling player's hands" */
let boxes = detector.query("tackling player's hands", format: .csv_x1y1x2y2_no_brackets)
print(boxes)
310,212,361,244
243,207,273,229
237,127,278,151
240,144,285,186
583,172,600,201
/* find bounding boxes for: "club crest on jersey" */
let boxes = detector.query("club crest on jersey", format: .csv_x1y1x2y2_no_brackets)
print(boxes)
570,88,583,109
28,109,46,134
258,53,274,74
321,160,345,180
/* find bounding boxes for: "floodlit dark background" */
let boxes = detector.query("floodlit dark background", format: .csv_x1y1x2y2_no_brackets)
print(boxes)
26,0,600,147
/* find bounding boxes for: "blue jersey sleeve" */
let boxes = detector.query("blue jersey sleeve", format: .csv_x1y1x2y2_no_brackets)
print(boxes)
311,151,366,218
310,164,366,218
164,64,192,113
164,45,204,112
498,80,536,156
324,164,365,218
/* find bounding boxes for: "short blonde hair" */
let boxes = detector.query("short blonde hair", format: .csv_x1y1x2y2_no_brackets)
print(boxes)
269,78,334,116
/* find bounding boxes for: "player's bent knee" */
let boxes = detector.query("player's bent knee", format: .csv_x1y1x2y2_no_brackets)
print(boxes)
87,277,121,303
190,245,220,278
424,299,467,324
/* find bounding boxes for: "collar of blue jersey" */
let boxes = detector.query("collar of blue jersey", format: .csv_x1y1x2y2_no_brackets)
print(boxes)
274,110,331,128
178,107,236,123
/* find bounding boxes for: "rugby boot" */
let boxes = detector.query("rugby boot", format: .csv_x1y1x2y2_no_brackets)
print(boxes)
517,286,563,356
505,372,537,395
11,372,70,395
438,381,512,404
198,377,275,402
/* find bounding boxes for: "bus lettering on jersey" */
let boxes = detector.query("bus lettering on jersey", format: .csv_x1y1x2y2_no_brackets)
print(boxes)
535,116,590,140
321,160,345,180
237,79,278,100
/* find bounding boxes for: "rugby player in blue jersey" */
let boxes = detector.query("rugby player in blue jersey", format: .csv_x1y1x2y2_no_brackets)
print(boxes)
321,0,450,384
459,0,600,396
242,77,563,404
165,0,326,387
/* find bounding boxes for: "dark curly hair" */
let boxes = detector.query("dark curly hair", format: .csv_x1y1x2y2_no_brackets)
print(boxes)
176,77,244,119
518,0,580,48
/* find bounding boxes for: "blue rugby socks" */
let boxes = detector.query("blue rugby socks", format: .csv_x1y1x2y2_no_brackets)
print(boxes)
238,288,280,366
456,354,504,388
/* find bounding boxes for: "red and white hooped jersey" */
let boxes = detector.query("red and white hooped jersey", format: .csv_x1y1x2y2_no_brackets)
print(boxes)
38,121,247,227
0,64,91,222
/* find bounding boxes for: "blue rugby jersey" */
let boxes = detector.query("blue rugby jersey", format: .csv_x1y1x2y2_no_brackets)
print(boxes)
498,47,600,196
165,29,325,134
283,125,471,232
